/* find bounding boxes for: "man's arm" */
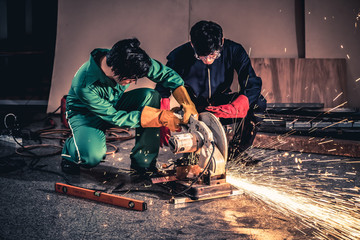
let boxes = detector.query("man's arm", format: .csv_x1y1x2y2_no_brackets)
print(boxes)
148,58,197,123
206,43,260,119
148,58,184,91
232,44,262,106
74,86,141,128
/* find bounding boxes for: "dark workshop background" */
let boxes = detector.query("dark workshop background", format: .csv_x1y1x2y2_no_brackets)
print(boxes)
0,0,359,114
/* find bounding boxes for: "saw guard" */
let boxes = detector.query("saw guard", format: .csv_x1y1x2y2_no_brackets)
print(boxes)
196,112,228,176
198,112,228,161
156,112,234,201
168,112,228,177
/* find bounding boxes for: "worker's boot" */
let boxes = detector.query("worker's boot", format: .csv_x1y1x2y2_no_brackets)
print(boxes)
228,140,249,161
227,111,260,163
130,161,161,182
61,158,80,175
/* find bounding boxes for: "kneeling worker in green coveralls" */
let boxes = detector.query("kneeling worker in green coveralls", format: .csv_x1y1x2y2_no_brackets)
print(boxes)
61,38,198,175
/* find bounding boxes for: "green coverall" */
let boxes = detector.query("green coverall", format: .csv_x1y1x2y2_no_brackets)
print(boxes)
61,49,183,169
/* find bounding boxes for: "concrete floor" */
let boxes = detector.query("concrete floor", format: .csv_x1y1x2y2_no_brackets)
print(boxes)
1,115,360,240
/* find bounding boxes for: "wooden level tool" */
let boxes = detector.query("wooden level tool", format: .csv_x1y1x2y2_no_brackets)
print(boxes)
55,183,147,211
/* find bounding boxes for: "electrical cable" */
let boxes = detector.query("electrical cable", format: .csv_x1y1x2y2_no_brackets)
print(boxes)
2,115,73,184
1,112,180,198
1,112,135,190
2,112,117,195
3,113,18,130
15,144,63,157
172,141,216,198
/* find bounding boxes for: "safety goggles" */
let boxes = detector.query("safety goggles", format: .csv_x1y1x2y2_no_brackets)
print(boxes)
194,50,221,61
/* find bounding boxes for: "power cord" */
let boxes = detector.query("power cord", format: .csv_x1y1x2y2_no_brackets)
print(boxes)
1,110,175,199
172,141,216,199
1,112,135,189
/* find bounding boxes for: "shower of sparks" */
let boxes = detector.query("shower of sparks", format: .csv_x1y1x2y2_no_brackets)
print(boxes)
227,173,360,239
325,101,348,114
262,91,270,99
318,139,333,145
333,92,343,101
346,54,350,59
321,119,348,130
308,127,318,134
356,77,360,82
226,150,360,239
225,96,360,238
288,118,298,125
340,45,344,49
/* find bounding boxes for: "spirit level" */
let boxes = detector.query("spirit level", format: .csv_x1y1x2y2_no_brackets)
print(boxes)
55,183,147,211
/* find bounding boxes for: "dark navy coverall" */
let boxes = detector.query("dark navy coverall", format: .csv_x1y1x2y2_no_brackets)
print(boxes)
155,39,267,155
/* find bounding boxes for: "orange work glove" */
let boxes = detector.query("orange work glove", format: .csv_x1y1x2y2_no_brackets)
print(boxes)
159,98,171,148
141,106,181,132
172,86,198,124
206,95,249,118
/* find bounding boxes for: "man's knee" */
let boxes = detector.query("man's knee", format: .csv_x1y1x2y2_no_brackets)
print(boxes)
82,147,106,168
143,88,160,108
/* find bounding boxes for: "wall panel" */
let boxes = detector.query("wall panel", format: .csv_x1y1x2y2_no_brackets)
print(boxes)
189,0,298,58
305,0,360,107
251,58,347,107
47,0,189,112
47,0,360,112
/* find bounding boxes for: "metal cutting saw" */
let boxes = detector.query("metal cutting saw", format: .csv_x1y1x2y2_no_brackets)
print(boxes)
151,112,234,202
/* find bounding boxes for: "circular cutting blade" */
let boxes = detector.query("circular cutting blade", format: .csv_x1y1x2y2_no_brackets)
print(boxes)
198,112,228,161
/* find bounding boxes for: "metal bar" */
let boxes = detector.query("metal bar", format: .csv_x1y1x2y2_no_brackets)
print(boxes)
266,103,324,109
253,133,360,158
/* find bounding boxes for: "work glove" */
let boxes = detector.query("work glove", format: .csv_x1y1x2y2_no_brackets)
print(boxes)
159,98,171,147
206,95,249,119
141,106,181,132
172,86,198,124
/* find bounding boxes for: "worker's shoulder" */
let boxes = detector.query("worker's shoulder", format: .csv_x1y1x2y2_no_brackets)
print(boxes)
71,63,100,89
71,61,88,83
167,42,192,58
224,39,246,51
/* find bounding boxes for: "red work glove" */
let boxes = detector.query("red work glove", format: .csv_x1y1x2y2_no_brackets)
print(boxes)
160,98,171,148
206,95,249,119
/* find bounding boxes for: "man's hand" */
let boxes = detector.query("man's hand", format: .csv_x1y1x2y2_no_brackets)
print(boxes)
159,98,171,147
141,106,181,132
172,86,198,124
206,95,249,119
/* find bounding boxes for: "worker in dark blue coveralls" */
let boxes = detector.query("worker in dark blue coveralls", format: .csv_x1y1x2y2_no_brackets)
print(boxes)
155,21,266,163
61,38,198,175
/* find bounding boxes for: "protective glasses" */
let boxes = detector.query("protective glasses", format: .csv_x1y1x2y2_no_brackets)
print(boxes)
193,49,222,61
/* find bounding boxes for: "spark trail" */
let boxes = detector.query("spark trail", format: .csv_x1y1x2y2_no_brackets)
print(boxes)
227,152,360,239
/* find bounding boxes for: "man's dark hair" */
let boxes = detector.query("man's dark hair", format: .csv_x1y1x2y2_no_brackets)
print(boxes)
190,20,223,56
106,38,151,79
